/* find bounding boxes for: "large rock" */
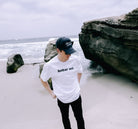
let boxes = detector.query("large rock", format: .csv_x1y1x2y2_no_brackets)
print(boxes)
79,8,138,83
7,54,24,73
44,38,57,62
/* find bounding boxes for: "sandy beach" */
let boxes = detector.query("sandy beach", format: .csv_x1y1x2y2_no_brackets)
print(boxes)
0,60,138,129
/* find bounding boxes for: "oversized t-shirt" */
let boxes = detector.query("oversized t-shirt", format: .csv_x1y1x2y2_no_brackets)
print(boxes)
40,55,83,103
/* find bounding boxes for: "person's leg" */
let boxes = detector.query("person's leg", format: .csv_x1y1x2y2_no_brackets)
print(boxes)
57,99,71,129
71,96,85,129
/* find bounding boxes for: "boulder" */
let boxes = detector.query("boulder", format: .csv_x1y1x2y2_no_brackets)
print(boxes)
7,54,24,73
44,38,57,62
79,8,138,83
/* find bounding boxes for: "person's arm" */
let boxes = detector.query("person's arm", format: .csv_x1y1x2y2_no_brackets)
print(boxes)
77,73,82,84
40,78,56,99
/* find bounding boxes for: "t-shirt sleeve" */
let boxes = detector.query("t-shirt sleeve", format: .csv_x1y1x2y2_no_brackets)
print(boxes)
40,64,52,82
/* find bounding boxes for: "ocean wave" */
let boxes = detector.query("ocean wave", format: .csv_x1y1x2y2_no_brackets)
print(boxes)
0,37,92,76
0,37,81,61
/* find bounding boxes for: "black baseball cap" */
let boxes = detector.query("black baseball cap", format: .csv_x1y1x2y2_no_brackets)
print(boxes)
56,37,76,54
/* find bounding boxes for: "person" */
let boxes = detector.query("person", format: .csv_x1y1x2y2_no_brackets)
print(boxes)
40,37,85,129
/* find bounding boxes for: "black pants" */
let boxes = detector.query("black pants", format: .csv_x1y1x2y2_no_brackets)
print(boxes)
57,96,85,129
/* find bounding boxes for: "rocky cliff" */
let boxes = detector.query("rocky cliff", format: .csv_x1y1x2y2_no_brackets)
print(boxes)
79,8,138,83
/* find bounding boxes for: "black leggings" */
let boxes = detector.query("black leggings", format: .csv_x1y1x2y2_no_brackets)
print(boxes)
57,96,85,129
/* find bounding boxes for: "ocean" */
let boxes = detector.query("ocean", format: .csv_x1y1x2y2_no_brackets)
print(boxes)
0,36,105,82
0,37,53,62
0,36,97,74
0,36,77,61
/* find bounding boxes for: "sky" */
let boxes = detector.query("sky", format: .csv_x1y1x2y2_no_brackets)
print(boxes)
0,0,137,40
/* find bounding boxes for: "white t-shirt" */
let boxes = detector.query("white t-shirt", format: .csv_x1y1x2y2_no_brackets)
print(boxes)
40,55,83,103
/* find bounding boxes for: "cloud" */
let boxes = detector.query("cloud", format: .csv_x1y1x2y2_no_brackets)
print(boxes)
0,0,137,40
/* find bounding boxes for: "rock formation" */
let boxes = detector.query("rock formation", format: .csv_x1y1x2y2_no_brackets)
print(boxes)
44,38,57,62
79,8,138,83
7,54,24,73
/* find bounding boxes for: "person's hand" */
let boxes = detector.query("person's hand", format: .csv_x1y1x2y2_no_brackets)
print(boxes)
51,92,56,99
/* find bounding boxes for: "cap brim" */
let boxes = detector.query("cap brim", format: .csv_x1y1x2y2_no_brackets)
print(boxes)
64,47,76,54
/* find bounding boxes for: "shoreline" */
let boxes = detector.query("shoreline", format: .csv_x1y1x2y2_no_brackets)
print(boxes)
0,60,138,129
